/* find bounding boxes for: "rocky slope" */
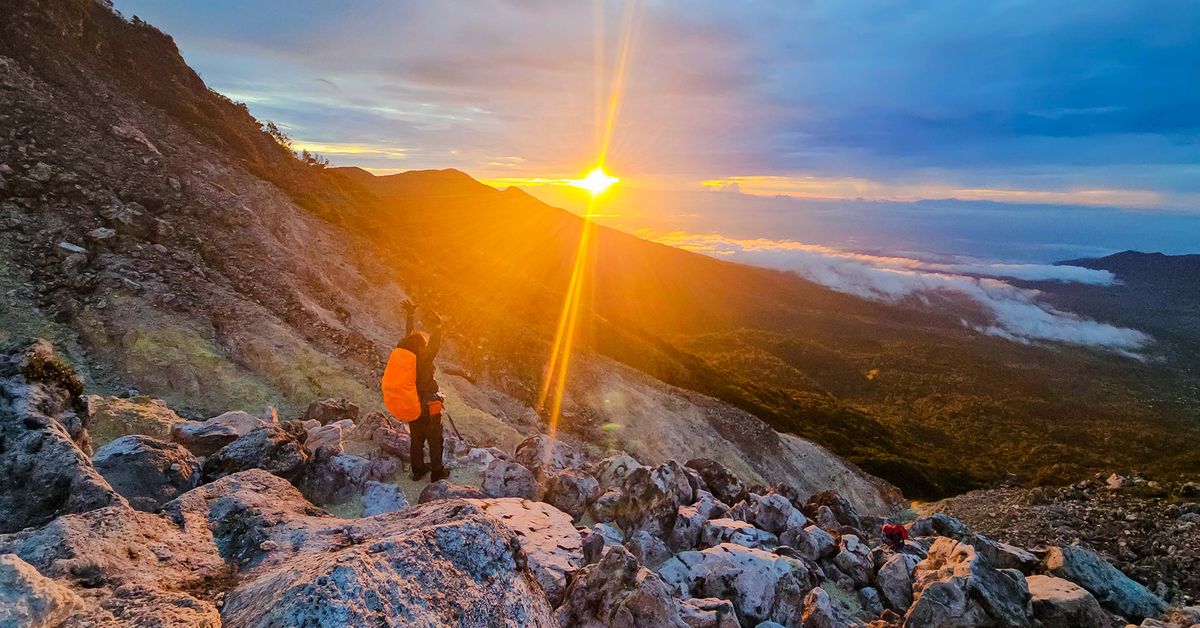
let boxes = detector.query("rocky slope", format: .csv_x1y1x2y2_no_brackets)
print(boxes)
2,340,1196,628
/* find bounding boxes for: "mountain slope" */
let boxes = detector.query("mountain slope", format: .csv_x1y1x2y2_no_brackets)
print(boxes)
0,0,902,512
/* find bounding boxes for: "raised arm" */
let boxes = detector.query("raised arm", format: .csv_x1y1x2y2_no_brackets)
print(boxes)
423,311,444,363
401,299,416,336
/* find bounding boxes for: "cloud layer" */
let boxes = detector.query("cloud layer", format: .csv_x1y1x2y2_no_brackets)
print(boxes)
647,231,1150,354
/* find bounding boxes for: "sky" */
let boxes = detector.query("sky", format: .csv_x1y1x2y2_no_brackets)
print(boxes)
113,0,1198,353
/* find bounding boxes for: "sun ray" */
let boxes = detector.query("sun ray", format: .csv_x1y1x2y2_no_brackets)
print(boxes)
536,1,640,449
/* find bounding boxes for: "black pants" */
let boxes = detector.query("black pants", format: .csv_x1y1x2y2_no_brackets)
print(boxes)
409,407,444,474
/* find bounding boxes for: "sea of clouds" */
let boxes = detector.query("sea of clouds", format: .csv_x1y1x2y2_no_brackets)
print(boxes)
646,231,1151,355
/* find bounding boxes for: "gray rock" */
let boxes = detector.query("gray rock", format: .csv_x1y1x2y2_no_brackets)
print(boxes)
0,341,124,533
373,425,411,460
1043,545,1166,621
909,512,969,539
92,435,200,512
742,492,807,536
0,554,85,628
968,533,1040,573
833,534,874,588
659,543,822,626
470,498,583,608
513,434,584,477
300,453,370,505
171,410,266,456
302,398,360,425
616,460,695,536
905,537,1033,627
679,597,740,628
361,481,409,516
304,419,354,455
555,546,687,627
417,480,486,504
1026,574,1111,628
801,586,843,628
699,518,778,550
202,423,309,482
590,487,623,523
805,524,838,560
803,490,863,530
595,453,645,491
626,529,674,569
685,458,746,505
480,458,539,500
543,468,600,521
876,551,921,611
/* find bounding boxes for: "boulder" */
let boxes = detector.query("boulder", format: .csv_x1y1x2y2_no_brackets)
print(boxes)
833,534,874,588
0,341,124,533
299,453,370,505
590,488,623,524
361,481,409,516
685,458,746,505
595,453,645,491
905,537,1032,627
801,586,844,628
302,397,360,425
348,411,390,442
670,491,733,552
582,523,624,564
0,504,226,625
804,524,838,560
968,533,1039,573
909,512,969,539
471,498,583,608
679,597,740,628
1026,574,1111,628
480,459,539,500
220,498,557,627
92,435,200,512
171,410,266,456
626,529,674,569
812,505,841,533
555,546,687,627
202,423,310,482
418,480,487,504
304,419,354,455
876,551,921,611
615,460,695,537
514,434,584,477
84,394,183,446
699,518,778,550
741,493,807,536
373,425,411,460
0,554,85,628
803,490,863,530
543,468,600,521
659,543,823,626
1042,545,1166,621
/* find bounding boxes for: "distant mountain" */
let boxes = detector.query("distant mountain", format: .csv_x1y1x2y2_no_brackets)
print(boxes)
1062,250,1200,296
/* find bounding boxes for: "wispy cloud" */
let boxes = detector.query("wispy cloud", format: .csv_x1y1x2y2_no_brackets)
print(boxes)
701,176,1171,209
646,231,1150,354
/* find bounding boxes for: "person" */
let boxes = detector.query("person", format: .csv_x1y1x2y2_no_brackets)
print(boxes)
389,298,447,482
882,520,909,551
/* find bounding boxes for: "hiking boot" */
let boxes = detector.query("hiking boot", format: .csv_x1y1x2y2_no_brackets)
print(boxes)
411,468,429,482
430,468,450,482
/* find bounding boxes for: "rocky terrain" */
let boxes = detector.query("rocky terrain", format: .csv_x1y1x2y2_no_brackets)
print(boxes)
4,339,1199,627
924,475,1200,607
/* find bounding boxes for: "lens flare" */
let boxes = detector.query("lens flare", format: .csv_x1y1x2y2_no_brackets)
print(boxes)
570,167,620,196
536,1,640,451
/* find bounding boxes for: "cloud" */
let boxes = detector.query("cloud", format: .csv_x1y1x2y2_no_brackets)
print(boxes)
646,231,1150,354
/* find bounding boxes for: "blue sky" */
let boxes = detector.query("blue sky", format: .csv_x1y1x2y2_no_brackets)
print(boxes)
114,1,1199,256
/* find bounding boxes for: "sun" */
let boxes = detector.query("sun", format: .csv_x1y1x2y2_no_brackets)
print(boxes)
569,167,619,196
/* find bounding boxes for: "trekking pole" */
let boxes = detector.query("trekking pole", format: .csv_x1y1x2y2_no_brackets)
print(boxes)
444,410,464,440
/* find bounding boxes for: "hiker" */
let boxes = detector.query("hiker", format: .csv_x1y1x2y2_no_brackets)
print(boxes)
381,298,448,482
882,520,909,551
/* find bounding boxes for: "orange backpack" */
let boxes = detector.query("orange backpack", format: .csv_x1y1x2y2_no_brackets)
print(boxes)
381,348,421,422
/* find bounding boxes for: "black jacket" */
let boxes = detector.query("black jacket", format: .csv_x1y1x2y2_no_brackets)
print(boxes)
406,311,441,402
